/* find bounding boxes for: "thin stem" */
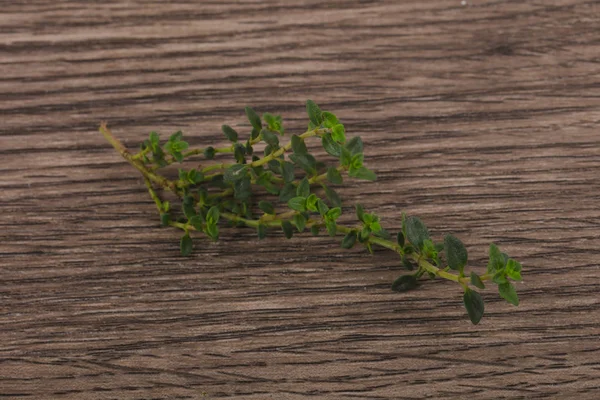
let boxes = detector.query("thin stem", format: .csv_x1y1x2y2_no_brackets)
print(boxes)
144,178,163,213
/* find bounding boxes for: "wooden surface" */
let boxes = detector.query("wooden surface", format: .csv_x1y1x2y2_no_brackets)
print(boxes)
2,1,600,399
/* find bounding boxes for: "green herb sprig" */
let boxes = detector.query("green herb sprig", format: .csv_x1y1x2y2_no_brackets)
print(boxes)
100,100,523,324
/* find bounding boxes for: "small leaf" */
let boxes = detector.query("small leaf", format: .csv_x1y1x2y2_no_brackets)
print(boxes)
258,201,275,215
331,124,346,143
463,289,484,325
257,224,267,240
487,243,506,273
321,132,341,157
323,185,342,207
278,183,296,202
204,146,216,159
160,213,171,227
317,199,329,216
205,222,219,241
326,207,342,221
326,167,343,184
340,146,352,167
322,111,339,128
341,231,357,249
189,215,204,231
355,204,365,222
397,232,405,247
444,234,468,274
281,221,294,239
245,107,262,131
349,166,376,181
306,99,323,126
345,136,363,156
305,193,318,212
310,224,320,236
405,216,430,250
297,177,310,198
282,161,295,183
288,197,307,212
505,259,523,281
206,206,220,225
289,153,317,174
261,129,279,147
470,272,486,289
291,135,308,155
180,233,193,256
234,144,246,164
221,125,238,142
224,164,248,183
294,213,306,232
326,220,336,236
498,282,519,306
391,275,418,292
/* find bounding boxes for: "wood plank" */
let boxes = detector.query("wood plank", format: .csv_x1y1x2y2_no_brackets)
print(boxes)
1,1,600,398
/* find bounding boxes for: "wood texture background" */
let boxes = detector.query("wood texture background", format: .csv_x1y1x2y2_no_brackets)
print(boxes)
2,1,600,399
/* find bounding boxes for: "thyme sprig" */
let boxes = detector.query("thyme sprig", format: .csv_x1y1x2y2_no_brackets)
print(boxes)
100,100,523,324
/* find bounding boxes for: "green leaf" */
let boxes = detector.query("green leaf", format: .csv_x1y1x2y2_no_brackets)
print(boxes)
341,231,357,249
305,194,318,212
189,215,204,231
326,220,337,236
263,113,283,133
289,153,317,174
355,204,365,222
306,99,323,126
391,275,418,292
498,282,519,306
294,213,306,232
205,222,219,241
291,135,308,155
397,232,405,247
288,196,306,212
281,221,294,239
444,234,468,274
310,224,320,236
221,125,238,142
340,146,352,167
487,243,506,273
321,132,341,157
282,161,295,183
261,129,279,147
463,289,484,325
331,124,346,143
405,216,430,250
322,111,339,128
278,183,296,202
182,196,196,219
492,270,508,285
326,167,343,184
317,199,329,216
149,131,160,149
160,213,171,227
323,185,342,207
234,144,246,164
349,166,376,181
297,177,310,198
233,176,251,200
345,136,363,156
327,207,342,221
258,201,275,215
245,107,262,131
204,146,216,159
401,256,414,271
257,224,267,240
224,164,248,183
470,272,486,289
505,259,523,281
180,233,193,256
206,206,220,225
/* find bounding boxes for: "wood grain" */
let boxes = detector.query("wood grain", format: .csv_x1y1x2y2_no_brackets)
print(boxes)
2,1,600,398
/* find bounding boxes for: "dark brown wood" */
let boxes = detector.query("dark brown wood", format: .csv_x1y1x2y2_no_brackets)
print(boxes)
2,1,600,398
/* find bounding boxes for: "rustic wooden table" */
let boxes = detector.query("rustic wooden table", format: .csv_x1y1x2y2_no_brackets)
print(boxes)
2,1,600,399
